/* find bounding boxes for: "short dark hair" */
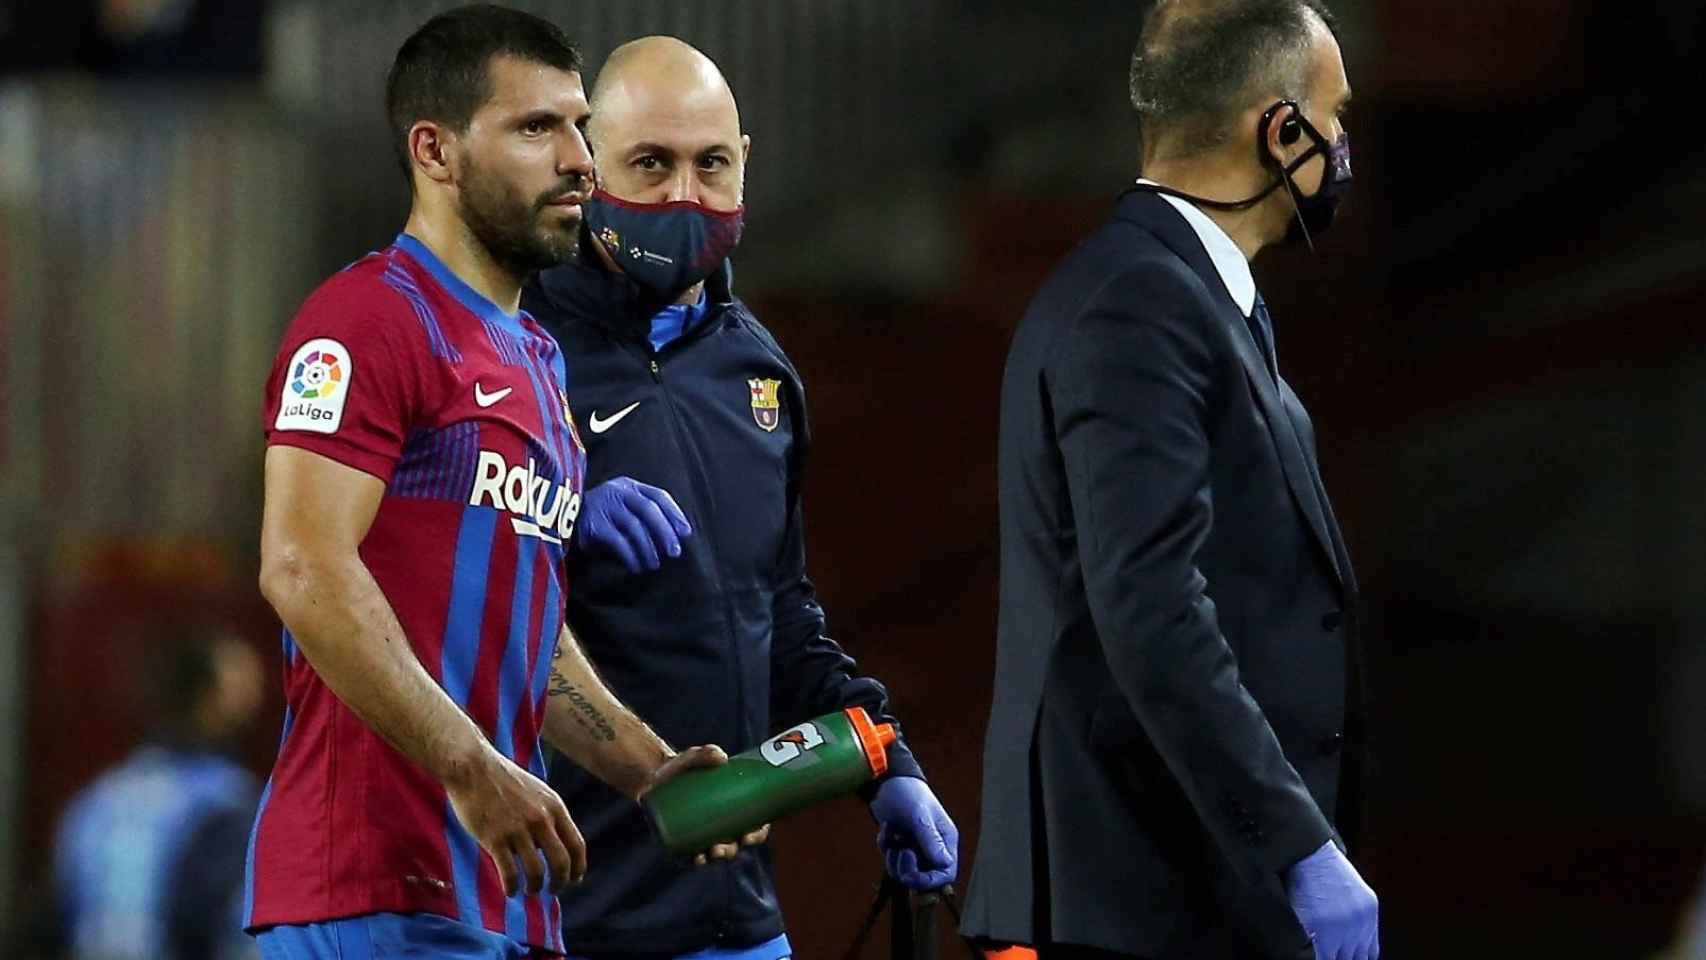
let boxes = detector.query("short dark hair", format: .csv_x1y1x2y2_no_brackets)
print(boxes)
385,4,582,179
1129,0,1336,158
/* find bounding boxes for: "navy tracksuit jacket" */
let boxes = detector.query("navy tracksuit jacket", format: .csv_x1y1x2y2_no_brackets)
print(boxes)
522,256,924,957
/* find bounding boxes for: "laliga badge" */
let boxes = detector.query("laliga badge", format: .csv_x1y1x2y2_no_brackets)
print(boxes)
748,378,782,432
275,338,351,434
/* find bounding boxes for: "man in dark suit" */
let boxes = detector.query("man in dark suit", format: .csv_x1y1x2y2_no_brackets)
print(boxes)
961,2,1377,959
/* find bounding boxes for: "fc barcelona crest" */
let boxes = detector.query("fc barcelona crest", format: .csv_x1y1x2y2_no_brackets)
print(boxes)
748,378,782,432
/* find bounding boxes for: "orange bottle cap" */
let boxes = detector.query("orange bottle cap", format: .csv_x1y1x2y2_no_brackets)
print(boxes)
844,706,895,778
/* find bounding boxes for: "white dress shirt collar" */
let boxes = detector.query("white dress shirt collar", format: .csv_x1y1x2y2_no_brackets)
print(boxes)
1136,179,1258,318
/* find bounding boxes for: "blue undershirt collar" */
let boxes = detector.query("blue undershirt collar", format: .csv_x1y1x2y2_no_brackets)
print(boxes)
647,289,710,353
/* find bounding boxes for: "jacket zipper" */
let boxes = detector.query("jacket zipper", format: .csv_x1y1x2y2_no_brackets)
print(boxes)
644,346,750,922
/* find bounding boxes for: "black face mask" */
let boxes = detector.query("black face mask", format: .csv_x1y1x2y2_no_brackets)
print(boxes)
1131,99,1353,252
1281,123,1352,247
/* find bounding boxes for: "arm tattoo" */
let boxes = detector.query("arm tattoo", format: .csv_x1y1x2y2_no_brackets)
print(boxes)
548,652,618,743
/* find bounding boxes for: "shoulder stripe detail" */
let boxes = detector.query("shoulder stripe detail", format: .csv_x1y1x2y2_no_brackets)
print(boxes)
482,320,526,367
382,257,462,362
339,251,386,274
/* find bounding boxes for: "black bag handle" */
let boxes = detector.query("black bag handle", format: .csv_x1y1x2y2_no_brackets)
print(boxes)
841,875,983,960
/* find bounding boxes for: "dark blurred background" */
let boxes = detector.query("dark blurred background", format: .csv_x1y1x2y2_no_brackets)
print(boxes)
3,0,1705,957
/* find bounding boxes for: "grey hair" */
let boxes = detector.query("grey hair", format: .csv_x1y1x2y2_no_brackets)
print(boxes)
1129,0,1335,159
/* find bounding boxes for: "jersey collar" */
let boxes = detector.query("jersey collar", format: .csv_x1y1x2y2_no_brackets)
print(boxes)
394,232,531,336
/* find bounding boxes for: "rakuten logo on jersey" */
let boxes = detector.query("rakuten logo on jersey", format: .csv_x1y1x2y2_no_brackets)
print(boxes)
469,451,581,544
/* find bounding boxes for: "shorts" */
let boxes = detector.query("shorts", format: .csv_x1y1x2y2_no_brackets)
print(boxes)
255,911,557,959
563,932,793,960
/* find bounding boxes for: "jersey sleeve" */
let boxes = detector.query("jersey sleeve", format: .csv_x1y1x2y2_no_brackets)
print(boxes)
262,283,429,483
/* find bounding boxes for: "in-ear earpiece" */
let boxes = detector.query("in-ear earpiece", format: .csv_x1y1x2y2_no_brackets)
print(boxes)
1257,99,1305,167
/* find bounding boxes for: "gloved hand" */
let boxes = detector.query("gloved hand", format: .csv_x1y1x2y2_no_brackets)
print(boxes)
1284,839,1380,960
869,776,958,891
575,477,692,572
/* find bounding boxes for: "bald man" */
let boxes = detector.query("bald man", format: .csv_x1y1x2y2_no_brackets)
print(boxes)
522,37,958,960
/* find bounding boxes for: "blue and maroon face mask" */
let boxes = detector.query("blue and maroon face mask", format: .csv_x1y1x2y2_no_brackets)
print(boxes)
581,189,746,294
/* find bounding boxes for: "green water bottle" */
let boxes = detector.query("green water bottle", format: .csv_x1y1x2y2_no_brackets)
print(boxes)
643,706,897,858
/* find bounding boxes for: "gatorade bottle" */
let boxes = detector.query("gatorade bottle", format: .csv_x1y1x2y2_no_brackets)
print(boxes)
643,706,897,858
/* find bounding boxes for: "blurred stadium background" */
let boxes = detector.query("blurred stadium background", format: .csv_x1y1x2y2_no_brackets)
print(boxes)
3,0,1705,956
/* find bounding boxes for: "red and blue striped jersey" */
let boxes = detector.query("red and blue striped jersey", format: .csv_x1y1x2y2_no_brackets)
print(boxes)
246,234,583,954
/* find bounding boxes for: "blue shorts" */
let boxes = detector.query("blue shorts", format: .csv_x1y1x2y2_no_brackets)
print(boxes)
255,911,552,959
672,933,792,960
563,933,792,960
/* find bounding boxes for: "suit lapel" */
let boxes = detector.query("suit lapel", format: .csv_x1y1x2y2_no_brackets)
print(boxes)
1119,191,1345,588
1277,378,1359,602
1230,329,1346,586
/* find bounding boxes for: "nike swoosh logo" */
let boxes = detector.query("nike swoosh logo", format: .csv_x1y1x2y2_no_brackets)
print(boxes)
588,401,644,434
473,382,513,408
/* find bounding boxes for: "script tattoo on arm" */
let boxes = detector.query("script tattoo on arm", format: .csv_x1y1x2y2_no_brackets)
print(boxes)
539,623,672,798
548,640,617,742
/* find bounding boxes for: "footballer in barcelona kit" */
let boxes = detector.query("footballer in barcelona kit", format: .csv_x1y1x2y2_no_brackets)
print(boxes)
249,234,584,955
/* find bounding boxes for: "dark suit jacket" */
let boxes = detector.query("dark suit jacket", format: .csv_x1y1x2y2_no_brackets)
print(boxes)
962,191,1365,959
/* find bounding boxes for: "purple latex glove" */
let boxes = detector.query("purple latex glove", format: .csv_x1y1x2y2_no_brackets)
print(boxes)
1284,840,1380,960
575,477,692,572
870,776,958,891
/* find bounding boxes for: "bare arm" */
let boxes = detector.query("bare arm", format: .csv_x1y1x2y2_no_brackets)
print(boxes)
540,623,675,800
259,445,583,894
541,623,770,860
259,445,494,780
